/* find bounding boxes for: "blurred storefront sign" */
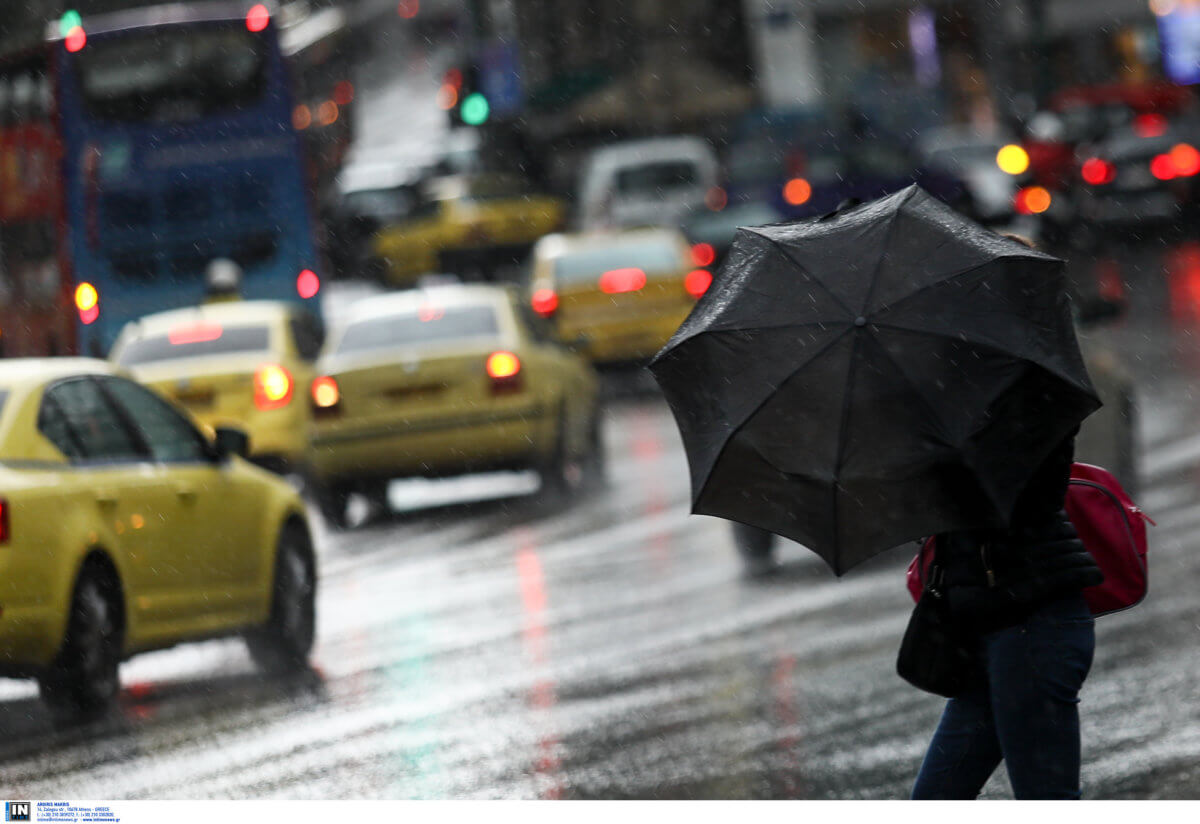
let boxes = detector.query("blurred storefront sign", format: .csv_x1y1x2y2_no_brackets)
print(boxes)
1156,2,1200,84
479,41,523,117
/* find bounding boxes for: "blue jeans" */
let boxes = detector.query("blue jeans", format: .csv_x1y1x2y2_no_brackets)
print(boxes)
911,593,1095,799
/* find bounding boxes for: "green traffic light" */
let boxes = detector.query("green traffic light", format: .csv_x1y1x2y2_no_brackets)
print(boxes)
60,10,82,36
461,93,490,126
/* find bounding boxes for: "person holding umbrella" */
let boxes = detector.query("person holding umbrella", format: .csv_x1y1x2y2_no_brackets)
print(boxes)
905,234,1104,800
650,187,1105,798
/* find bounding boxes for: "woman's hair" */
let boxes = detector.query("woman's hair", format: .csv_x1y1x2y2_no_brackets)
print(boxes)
1000,232,1038,250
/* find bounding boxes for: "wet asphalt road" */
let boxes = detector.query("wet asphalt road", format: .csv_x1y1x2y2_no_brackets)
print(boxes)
2,242,1200,799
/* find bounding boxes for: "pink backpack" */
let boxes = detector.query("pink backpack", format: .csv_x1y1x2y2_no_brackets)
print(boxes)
906,463,1153,616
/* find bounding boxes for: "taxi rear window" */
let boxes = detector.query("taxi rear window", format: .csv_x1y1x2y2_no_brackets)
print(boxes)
116,325,271,365
0,390,8,416
337,305,499,354
553,240,682,283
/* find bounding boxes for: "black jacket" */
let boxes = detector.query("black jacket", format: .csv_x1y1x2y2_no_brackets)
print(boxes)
937,433,1104,634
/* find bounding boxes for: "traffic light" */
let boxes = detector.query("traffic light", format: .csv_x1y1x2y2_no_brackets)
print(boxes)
439,65,489,128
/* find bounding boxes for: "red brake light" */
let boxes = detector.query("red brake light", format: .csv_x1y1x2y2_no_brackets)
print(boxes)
1014,186,1051,215
0,498,8,544
1134,113,1168,139
1151,153,1177,181
254,364,293,410
311,376,340,409
1081,158,1116,185
486,351,523,394
486,351,521,379
297,269,320,299
599,268,646,294
784,177,812,206
685,269,713,299
333,81,355,106
531,288,559,317
1171,143,1200,177
168,323,223,345
246,4,270,32
691,243,716,267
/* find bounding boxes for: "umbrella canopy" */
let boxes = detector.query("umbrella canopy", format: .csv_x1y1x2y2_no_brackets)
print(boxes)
649,185,1101,575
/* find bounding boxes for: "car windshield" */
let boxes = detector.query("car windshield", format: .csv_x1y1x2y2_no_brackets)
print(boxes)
342,187,418,221
614,162,699,195
73,24,267,122
553,239,682,283
115,325,272,365
336,304,500,354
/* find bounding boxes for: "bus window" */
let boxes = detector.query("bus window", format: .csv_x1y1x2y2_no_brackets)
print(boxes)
73,25,267,122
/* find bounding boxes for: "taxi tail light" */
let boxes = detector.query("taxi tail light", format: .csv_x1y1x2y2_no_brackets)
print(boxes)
531,288,559,318
311,375,342,417
486,351,523,395
0,498,8,544
685,269,713,299
599,268,646,294
1081,157,1116,186
254,364,293,411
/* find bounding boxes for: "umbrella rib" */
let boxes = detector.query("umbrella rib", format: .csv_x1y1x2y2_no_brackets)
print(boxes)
868,255,1045,318
690,327,853,509
862,329,956,449
857,187,909,315
747,230,856,318
869,321,1095,392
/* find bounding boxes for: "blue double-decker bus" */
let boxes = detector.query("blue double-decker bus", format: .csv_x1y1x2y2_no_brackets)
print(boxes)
0,2,324,357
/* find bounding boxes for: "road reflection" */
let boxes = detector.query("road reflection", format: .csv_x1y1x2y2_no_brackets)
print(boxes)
515,531,563,799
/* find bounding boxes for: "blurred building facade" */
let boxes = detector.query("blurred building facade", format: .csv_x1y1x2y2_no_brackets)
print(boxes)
475,0,1171,144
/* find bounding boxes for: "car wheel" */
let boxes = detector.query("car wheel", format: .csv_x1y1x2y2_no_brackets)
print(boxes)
38,568,122,717
247,523,316,674
363,480,391,518
539,409,586,499
581,411,607,491
313,482,351,530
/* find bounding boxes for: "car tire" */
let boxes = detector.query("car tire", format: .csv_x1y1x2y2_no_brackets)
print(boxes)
363,480,391,519
313,482,351,530
38,567,122,717
539,408,586,499
581,411,607,491
247,523,316,674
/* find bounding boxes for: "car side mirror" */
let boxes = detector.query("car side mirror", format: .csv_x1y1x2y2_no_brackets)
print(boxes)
213,426,250,462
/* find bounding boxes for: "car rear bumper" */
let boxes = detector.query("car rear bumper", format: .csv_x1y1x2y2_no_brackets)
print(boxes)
562,310,690,364
307,404,551,483
0,604,62,676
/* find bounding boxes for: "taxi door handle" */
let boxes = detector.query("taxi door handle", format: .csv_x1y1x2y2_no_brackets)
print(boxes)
173,483,198,502
94,491,119,508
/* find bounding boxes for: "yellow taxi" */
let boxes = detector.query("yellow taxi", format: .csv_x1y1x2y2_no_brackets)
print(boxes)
370,173,565,285
0,359,315,717
108,301,324,475
306,284,602,527
525,228,712,365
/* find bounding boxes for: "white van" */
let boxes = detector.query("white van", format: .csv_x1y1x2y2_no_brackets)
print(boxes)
576,136,719,231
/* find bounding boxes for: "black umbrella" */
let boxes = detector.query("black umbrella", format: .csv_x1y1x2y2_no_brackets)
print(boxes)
649,185,1101,575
